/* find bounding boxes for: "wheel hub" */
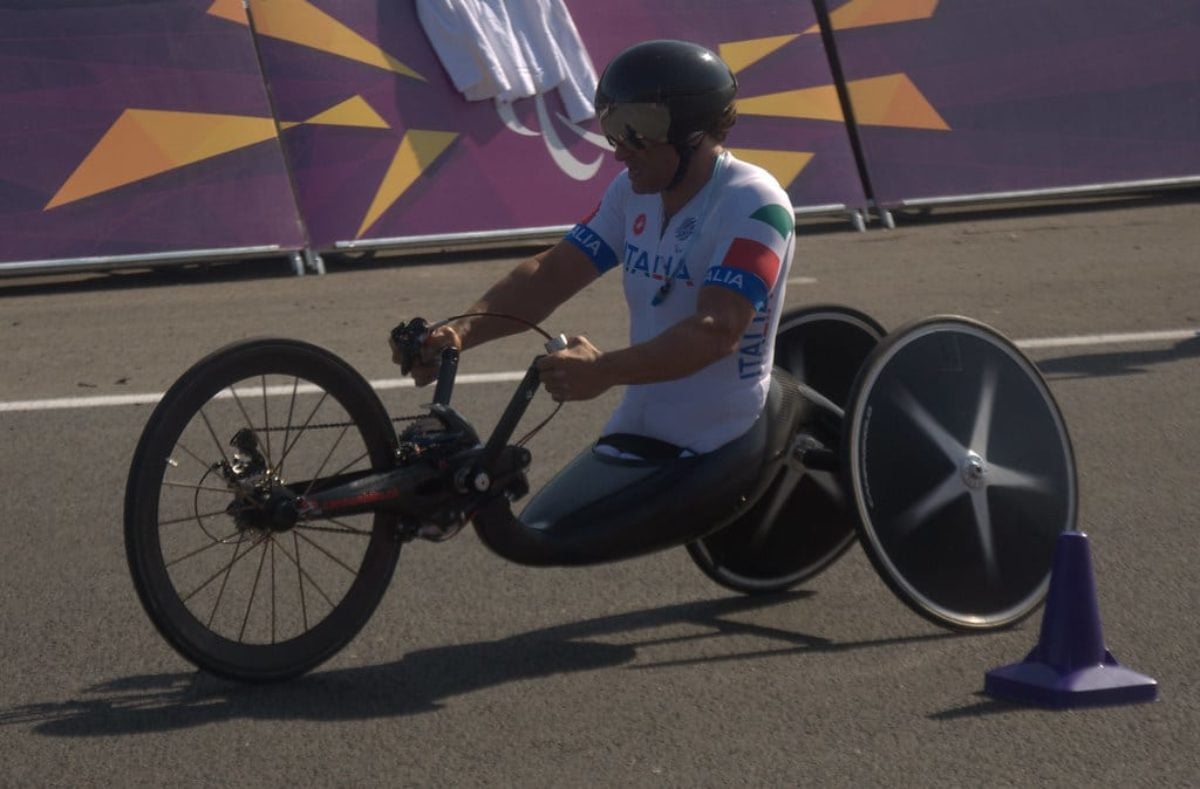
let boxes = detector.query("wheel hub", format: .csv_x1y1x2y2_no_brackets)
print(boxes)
961,451,987,489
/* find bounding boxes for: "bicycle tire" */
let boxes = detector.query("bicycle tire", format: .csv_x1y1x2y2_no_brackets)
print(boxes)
686,305,885,594
844,317,1077,630
125,338,402,682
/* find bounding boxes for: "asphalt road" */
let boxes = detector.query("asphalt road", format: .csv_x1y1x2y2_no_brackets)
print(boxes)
1,192,1198,787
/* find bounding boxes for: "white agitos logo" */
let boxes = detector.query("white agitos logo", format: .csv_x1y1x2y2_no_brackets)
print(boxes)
496,97,611,181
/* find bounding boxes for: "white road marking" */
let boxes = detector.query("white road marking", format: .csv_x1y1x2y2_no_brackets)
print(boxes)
1,328,1195,414
1014,329,1197,349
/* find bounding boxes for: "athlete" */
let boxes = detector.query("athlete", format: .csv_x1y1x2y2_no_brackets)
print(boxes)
395,39,796,459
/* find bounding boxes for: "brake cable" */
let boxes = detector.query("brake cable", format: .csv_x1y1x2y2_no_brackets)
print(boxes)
430,311,565,446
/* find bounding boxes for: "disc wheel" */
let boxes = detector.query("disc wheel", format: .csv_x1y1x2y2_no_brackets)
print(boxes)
124,339,402,682
687,305,885,593
844,317,1077,630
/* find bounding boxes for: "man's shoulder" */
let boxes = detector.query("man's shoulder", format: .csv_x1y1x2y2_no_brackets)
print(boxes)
723,155,791,207
720,154,794,236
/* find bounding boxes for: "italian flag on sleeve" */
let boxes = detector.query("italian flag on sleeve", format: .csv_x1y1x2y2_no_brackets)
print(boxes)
703,203,794,310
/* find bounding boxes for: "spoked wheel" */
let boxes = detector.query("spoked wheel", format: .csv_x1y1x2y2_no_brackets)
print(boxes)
687,305,885,593
844,317,1077,630
124,339,402,682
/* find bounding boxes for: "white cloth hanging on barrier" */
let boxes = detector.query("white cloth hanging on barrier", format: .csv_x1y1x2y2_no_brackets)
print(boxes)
416,0,598,121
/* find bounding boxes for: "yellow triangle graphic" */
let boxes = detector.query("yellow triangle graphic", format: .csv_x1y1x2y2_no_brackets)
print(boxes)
847,74,949,129
718,35,800,74
736,75,947,130
246,0,424,81
206,0,247,24
804,0,939,33
303,95,390,129
728,148,814,188
47,109,278,209
357,130,458,238
737,84,845,122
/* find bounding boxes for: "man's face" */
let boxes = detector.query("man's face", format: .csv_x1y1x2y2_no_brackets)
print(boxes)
612,138,679,194
599,102,679,193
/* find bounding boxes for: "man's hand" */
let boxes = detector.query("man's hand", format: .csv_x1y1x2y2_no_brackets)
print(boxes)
536,335,610,402
390,323,462,387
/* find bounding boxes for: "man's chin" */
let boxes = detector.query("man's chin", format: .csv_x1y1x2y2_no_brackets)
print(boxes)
628,176,662,194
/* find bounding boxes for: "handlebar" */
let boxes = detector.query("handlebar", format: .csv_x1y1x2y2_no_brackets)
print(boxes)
391,317,569,475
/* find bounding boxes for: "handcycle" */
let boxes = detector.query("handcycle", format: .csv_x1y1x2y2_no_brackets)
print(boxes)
124,305,1077,682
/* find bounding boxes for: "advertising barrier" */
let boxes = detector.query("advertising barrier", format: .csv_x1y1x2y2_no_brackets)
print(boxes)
0,0,305,274
247,0,868,252
1,0,1196,275
826,0,1200,211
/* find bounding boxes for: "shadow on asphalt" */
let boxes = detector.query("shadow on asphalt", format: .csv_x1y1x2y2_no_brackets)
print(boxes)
1037,333,1200,380
3,592,974,737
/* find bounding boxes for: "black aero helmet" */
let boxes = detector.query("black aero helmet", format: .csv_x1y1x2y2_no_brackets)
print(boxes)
594,39,737,150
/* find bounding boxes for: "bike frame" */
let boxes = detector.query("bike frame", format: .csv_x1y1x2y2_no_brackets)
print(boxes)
288,347,541,527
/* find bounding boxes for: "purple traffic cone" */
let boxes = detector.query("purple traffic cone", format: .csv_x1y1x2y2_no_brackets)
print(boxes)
984,531,1157,708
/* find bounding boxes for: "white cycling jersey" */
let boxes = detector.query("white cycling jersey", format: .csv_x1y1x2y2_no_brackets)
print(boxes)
564,152,795,453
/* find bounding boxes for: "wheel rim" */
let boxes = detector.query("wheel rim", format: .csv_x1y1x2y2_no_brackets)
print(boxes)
690,306,884,592
847,319,1076,628
127,342,400,680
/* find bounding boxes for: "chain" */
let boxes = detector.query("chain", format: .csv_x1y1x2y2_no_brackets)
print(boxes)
252,414,429,432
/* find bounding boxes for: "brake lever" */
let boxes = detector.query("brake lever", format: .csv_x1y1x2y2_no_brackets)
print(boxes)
390,317,430,375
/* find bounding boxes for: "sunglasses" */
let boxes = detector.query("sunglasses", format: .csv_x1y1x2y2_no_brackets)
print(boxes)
598,102,671,150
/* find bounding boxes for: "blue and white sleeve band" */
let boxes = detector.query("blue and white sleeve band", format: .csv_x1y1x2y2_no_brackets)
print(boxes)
565,223,619,274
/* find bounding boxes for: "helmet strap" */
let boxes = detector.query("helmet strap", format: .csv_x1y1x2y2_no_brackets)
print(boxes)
666,133,704,190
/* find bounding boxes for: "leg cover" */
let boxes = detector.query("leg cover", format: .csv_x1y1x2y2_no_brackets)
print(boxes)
473,372,805,566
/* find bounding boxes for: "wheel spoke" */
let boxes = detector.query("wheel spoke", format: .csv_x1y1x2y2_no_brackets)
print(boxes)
896,472,964,537
273,537,340,610
280,377,300,473
158,507,246,528
301,424,352,498
163,480,234,495
295,529,361,577
988,463,1054,492
969,488,999,581
276,391,330,477
177,532,259,606
171,440,218,474
293,531,308,632
969,363,998,456
748,466,803,549
261,375,274,470
238,535,272,643
301,449,373,497
164,529,242,567
198,407,234,472
894,385,966,463
296,519,373,537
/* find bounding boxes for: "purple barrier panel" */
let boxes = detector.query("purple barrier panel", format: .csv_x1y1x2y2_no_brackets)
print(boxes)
246,0,865,250
824,0,1200,207
0,1,305,269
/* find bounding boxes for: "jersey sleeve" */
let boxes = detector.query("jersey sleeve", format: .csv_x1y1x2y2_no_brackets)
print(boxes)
702,200,794,311
563,175,627,275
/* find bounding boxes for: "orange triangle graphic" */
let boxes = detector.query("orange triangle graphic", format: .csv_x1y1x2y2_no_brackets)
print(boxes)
46,109,279,209
718,35,800,74
847,74,949,129
804,0,938,33
737,84,845,122
206,0,247,24
357,130,458,238
246,0,424,81
303,95,390,129
728,148,814,188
